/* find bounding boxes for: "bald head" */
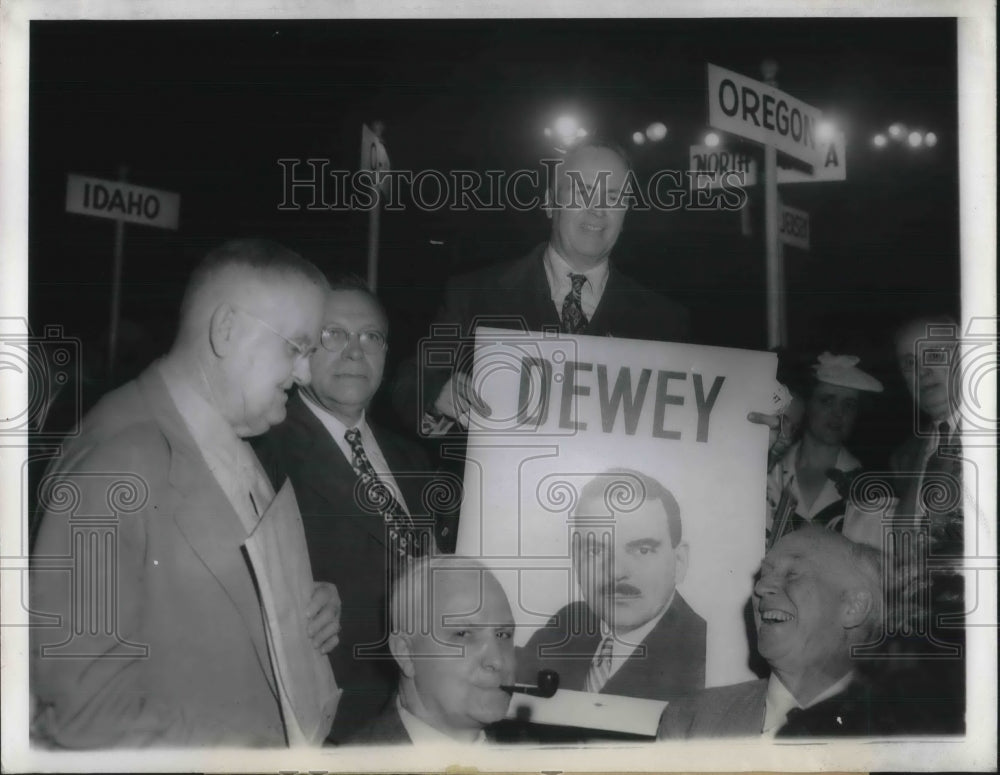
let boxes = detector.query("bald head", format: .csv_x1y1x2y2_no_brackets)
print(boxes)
389,557,516,741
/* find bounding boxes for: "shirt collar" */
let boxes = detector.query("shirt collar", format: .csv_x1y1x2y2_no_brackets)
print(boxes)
300,388,368,437
395,695,487,744
543,243,610,301
157,358,246,470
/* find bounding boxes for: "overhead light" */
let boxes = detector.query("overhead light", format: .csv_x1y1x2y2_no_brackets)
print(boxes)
554,115,579,138
704,132,720,147
632,131,646,145
646,122,668,142
908,131,923,148
872,133,888,148
816,120,836,143
925,132,938,147
888,123,905,139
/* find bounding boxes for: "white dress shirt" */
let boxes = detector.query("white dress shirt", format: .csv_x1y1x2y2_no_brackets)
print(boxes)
299,390,412,516
761,671,854,736
397,696,487,744
159,359,274,532
543,244,610,321
159,359,316,744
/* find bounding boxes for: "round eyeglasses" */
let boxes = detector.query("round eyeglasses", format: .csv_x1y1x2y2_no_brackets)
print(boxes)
320,327,387,354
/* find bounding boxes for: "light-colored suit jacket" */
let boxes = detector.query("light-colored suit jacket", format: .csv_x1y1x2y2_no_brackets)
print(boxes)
658,679,767,738
30,364,286,748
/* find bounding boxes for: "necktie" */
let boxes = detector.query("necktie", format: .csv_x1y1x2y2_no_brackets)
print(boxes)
560,273,589,334
584,635,615,693
920,421,963,554
344,428,422,557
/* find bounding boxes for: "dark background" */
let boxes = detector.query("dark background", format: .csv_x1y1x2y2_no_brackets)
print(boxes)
29,18,961,464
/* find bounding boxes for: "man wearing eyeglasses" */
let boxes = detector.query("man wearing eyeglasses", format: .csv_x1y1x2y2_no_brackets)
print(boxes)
31,239,341,747
255,276,446,743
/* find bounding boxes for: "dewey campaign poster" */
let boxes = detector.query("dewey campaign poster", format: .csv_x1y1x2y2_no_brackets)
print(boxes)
456,328,776,689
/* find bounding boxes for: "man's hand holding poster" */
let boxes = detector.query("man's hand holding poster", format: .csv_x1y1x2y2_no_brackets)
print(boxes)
456,328,776,711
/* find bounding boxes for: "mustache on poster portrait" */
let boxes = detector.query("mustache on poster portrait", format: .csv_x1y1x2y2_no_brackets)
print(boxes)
596,582,642,598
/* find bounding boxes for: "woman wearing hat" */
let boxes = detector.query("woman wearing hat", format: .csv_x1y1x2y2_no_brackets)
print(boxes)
766,352,884,540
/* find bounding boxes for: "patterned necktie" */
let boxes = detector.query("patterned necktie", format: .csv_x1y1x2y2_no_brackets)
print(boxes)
584,635,615,693
560,273,589,334
344,428,421,557
920,421,963,554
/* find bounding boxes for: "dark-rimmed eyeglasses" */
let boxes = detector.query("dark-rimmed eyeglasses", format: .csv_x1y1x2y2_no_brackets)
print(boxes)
321,327,387,354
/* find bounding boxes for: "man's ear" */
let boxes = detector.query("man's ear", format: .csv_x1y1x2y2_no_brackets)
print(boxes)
841,588,874,630
673,541,690,586
389,632,416,679
209,303,237,358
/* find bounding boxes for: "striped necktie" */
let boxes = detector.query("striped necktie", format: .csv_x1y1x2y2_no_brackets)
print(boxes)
584,635,615,693
560,273,589,334
344,427,422,557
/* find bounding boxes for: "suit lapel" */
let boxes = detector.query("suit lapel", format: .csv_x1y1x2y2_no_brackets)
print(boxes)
518,245,561,331
587,262,620,334
284,393,389,547
136,367,277,695
897,435,932,517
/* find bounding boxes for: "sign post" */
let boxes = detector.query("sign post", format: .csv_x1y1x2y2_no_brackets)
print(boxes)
65,170,180,378
361,121,390,292
707,61,825,348
760,61,784,347
109,165,127,379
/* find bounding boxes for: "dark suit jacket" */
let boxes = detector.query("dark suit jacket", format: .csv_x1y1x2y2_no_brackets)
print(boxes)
661,675,946,738
517,595,706,702
889,428,964,556
348,704,412,745
347,699,513,745
31,364,286,747
253,391,451,742
392,243,691,431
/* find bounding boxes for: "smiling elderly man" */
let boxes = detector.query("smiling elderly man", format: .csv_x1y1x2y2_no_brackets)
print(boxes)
659,526,905,738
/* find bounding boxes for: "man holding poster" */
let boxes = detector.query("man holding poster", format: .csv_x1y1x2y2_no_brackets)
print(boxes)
518,469,706,701
392,139,690,435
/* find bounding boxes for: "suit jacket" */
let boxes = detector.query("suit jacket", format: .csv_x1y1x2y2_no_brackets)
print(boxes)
659,679,767,738
392,243,691,431
253,391,448,742
347,704,412,745
517,595,706,701
889,428,964,556
661,676,943,739
30,364,285,748
347,698,512,745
